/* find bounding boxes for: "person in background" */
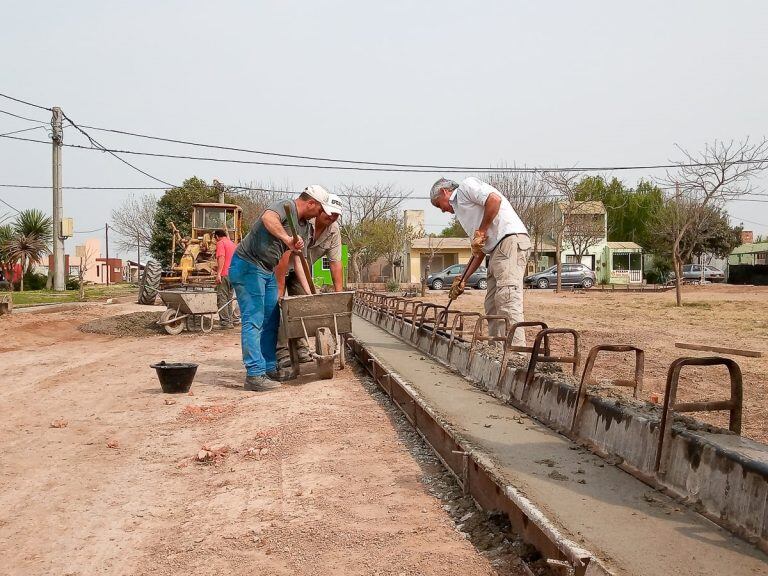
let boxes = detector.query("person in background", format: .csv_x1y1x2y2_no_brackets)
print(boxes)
214,229,237,329
275,192,344,369
229,186,333,391
429,177,530,347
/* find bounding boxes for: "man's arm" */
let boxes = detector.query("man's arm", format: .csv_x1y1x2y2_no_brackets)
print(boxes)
330,260,343,292
215,247,225,285
291,252,313,294
262,210,304,251
274,251,292,297
478,193,501,235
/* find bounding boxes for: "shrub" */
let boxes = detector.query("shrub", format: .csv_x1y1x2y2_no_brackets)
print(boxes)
13,272,48,291
385,278,400,293
66,277,81,291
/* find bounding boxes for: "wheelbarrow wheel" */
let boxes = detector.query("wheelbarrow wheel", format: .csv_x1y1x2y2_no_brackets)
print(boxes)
200,314,214,333
315,327,335,380
160,309,185,335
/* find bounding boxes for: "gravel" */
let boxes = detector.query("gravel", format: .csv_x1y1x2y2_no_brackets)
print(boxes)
80,311,164,337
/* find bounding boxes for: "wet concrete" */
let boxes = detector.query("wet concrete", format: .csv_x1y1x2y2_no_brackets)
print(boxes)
352,316,768,576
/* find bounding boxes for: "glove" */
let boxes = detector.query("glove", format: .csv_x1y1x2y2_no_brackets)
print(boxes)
449,276,466,300
471,230,487,256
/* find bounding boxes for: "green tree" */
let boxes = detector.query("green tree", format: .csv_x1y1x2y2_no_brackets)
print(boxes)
148,177,217,266
12,209,52,273
439,217,467,238
575,176,664,246
0,224,14,284
2,233,49,291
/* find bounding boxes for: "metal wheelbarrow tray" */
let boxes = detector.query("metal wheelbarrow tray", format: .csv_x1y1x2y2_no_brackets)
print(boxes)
157,287,220,334
279,291,354,379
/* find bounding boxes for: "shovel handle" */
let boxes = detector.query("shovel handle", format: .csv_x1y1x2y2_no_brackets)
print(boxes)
446,253,484,310
283,203,316,295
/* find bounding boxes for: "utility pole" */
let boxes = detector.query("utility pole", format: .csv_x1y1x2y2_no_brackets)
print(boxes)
105,223,110,287
51,107,65,291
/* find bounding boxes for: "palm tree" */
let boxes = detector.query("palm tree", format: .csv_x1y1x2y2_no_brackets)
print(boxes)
2,233,49,291
13,209,52,273
0,225,14,286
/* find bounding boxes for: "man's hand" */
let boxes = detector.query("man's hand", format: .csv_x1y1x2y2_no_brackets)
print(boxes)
285,235,305,252
471,230,487,256
215,274,222,285
449,276,465,300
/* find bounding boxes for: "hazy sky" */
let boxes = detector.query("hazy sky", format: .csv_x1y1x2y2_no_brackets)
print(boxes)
2,1,767,256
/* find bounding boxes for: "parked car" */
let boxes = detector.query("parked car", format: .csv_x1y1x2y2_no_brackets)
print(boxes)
427,264,488,290
524,263,596,289
672,264,726,283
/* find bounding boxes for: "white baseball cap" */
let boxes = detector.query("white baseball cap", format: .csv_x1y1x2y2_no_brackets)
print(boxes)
302,184,337,216
326,193,343,216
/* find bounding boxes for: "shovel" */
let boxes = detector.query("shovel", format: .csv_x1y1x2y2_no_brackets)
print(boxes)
283,203,316,295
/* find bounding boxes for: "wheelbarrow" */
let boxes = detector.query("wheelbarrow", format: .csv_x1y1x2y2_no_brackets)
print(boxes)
157,287,238,335
279,291,354,379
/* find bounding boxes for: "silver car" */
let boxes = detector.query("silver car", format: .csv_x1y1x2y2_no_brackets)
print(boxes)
680,264,725,283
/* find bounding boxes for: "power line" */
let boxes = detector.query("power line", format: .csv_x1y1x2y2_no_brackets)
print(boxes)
59,112,176,187
0,92,52,112
0,125,49,137
0,196,21,214
731,214,768,228
0,107,49,124
73,226,104,234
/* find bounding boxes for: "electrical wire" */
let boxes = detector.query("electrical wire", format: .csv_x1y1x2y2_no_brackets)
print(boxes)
0,125,50,137
0,196,21,214
59,112,176,187
2,91,768,174
73,226,104,234
0,92,52,112
0,107,49,124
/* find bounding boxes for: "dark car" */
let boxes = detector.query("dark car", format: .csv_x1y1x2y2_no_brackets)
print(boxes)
427,264,488,290
525,263,596,289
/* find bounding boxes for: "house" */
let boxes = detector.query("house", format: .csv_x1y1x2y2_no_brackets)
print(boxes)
407,237,473,283
311,245,349,288
729,242,768,266
555,201,644,284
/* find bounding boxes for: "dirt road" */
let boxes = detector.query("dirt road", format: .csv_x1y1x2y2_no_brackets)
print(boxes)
420,284,768,442
0,304,516,576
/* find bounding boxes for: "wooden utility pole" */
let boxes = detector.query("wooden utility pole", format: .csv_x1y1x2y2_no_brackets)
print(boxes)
105,223,110,287
51,107,65,291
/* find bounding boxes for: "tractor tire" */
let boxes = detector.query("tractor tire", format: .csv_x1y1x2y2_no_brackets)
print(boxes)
138,260,162,305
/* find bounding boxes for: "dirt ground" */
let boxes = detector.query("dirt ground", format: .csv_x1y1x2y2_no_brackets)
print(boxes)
0,303,529,576
420,283,768,443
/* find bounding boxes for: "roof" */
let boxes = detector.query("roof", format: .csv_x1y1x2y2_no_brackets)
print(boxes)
731,242,768,255
411,237,470,250
557,200,606,215
606,241,643,250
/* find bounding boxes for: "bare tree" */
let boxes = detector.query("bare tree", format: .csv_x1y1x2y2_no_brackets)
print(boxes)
338,184,407,283
657,139,768,306
542,171,583,291
230,181,294,228
484,169,555,274
75,243,98,301
563,201,606,264
422,235,445,295
110,194,157,258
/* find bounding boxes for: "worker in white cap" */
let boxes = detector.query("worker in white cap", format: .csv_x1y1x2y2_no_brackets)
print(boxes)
275,191,345,369
230,185,334,391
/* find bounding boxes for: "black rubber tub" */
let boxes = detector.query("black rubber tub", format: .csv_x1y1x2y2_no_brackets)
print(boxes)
150,361,198,393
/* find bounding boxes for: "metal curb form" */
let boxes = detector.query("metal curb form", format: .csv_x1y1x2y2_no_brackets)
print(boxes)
345,334,613,576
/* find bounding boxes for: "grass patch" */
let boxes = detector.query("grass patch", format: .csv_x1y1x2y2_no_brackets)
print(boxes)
662,300,712,310
7,284,138,308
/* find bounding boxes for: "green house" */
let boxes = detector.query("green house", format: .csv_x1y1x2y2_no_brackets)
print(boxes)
311,245,348,287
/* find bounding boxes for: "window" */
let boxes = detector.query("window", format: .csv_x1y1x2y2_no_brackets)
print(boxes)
321,256,331,271
96,266,100,277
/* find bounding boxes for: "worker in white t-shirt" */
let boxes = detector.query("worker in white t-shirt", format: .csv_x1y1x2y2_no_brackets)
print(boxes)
430,177,531,347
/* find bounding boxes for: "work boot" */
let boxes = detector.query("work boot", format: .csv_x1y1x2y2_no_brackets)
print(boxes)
297,347,313,363
278,356,292,369
267,368,293,382
244,375,281,391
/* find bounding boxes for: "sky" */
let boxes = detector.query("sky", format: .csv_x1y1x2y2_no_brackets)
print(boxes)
1,1,768,258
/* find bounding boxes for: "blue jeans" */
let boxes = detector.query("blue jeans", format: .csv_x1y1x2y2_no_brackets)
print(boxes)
228,253,279,376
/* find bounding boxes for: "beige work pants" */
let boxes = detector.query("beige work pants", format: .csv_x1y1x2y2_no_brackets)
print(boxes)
484,234,531,347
